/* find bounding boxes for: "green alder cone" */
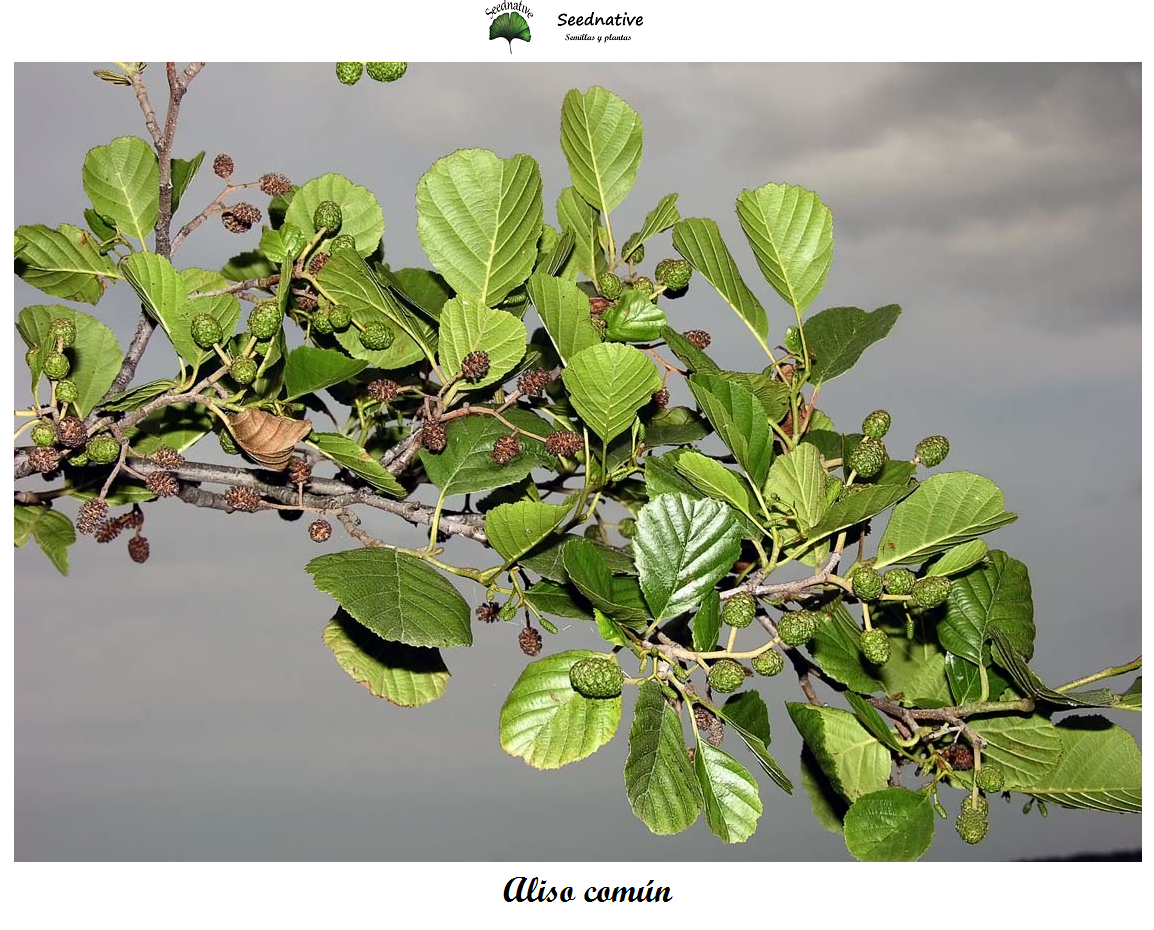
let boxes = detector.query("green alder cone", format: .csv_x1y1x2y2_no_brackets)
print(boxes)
861,409,891,440
331,234,357,252
190,313,223,349
366,62,407,83
847,436,887,478
230,357,258,386
335,62,363,85
313,199,343,232
751,649,785,677
911,575,951,609
629,243,646,264
248,301,281,340
859,628,891,666
48,317,77,347
883,568,916,595
707,658,747,694
328,303,352,331
43,352,70,380
631,276,656,300
86,434,120,464
359,321,395,350
778,610,820,646
618,517,636,539
723,592,756,629
956,794,989,845
916,435,950,467
654,258,691,290
311,308,334,335
598,272,625,299
31,420,57,447
218,430,240,455
851,566,883,601
568,657,625,698
977,764,1005,793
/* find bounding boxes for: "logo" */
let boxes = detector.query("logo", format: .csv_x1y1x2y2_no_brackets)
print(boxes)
487,2,533,53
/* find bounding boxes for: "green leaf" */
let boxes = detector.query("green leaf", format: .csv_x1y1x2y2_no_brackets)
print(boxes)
988,629,1116,709
526,272,601,364
621,193,680,263
124,402,213,455
520,533,636,582
804,480,916,546
322,612,449,707
13,223,117,303
722,371,791,423
800,747,848,834
169,151,204,214
926,539,990,577
688,373,774,488
843,788,934,862
437,298,527,390
560,86,643,219
84,208,118,242
30,509,75,576
844,693,904,753
634,492,742,620
389,267,453,320
81,136,158,243
524,581,593,621
660,325,720,373
695,741,762,844
284,173,384,257
718,695,793,794
967,714,1064,790
878,634,950,705
557,187,606,282
308,432,405,496
306,548,472,648
416,149,543,307
736,182,833,314
500,650,622,769
804,304,901,384
938,550,1035,665
644,407,709,447
15,504,47,547
562,538,649,622
485,499,574,564
624,682,702,834
122,252,214,365
1020,718,1141,813
875,472,1018,568
764,443,830,537
593,607,629,646
283,345,367,400
692,590,722,652
807,601,884,694
786,703,891,803
674,451,760,525
945,653,1012,705
16,305,121,417
562,343,662,443
602,289,667,342
672,218,769,348
420,408,554,496
489,10,532,48
1117,677,1141,710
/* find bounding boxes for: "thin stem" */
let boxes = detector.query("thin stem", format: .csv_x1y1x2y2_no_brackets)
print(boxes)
1054,657,1142,693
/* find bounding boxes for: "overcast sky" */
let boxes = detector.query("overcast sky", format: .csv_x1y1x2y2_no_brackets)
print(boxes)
14,63,1141,861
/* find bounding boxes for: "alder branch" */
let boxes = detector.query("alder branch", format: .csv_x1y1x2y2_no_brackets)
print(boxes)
720,552,842,601
171,179,262,255
188,274,281,300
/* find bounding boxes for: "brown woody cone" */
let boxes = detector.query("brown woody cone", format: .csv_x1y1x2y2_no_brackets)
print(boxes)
286,457,313,486
145,470,180,498
516,367,552,397
491,433,522,465
518,625,543,657
420,420,447,453
651,387,670,410
308,252,330,276
460,350,490,382
212,153,235,178
308,519,332,542
941,743,974,771
367,379,400,403
77,499,108,535
95,519,123,543
476,602,501,623
259,172,292,196
224,486,262,512
151,447,185,469
127,534,150,564
684,329,712,349
55,415,87,449
544,430,583,457
28,446,61,473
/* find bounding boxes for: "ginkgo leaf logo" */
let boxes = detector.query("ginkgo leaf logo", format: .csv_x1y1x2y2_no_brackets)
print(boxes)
490,12,531,52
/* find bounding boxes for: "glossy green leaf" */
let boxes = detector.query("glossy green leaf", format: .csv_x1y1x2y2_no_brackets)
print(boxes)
323,612,449,707
562,343,662,443
15,504,46,548
938,550,1035,665
523,581,593,621
388,267,453,320
556,186,606,282
308,432,405,496
124,403,213,455
644,407,709,448
926,539,990,577
181,268,242,364
844,788,934,862
877,634,950,705
420,408,553,496
519,533,636,582
800,747,848,834
688,373,773,488
624,682,702,835
16,305,121,417
284,173,384,256
660,325,720,373
437,297,527,389
967,714,1064,790
13,223,116,303
803,480,915,547
562,538,649,622
804,304,902,384
621,193,680,263
30,509,75,576
526,272,601,363
674,451,760,524
787,702,891,803
306,548,472,648
807,601,884,694
283,346,367,400
1021,718,1141,813
673,217,769,348
634,492,742,620
692,590,722,652
417,149,543,307
988,629,1116,709
500,650,622,769
602,289,667,342
81,136,158,243
718,695,793,794
122,252,203,365
695,741,762,844
764,443,830,537
560,86,643,217
875,472,1017,568
485,499,574,564
169,151,204,214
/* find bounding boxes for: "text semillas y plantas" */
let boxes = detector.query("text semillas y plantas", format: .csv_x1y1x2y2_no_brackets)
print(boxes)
13,63,1141,860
